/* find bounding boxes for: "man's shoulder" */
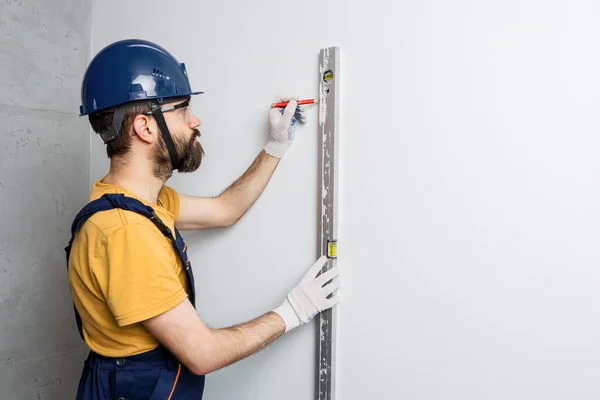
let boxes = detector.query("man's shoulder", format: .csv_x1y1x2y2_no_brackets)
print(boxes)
84,208,159,238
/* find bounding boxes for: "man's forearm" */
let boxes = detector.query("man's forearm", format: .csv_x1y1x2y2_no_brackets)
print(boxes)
203,311,286,373
218,150,279,223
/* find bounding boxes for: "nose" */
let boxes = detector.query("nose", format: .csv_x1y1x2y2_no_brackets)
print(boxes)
190,114,201,128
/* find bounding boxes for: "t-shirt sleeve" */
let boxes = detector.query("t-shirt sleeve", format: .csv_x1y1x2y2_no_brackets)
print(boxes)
158,185,180,219
98,223,188,327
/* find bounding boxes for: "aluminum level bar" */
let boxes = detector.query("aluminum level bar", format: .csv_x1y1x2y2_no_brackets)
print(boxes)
317,46,340,400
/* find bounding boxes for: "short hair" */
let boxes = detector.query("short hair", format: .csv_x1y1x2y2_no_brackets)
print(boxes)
88,101,152,158
88,96,191,158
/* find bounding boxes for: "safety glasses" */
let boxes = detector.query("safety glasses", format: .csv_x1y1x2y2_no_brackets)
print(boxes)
144,98,190,115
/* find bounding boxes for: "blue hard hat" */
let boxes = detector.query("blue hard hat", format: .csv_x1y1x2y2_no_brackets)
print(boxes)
79,39,203,116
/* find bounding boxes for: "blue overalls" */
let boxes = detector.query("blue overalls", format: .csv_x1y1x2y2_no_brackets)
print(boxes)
65,194,205,399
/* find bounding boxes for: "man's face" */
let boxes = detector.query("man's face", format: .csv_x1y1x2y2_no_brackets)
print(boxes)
152,98,204,179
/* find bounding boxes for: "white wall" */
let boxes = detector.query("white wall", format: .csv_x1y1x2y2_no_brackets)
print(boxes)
91,1,600,399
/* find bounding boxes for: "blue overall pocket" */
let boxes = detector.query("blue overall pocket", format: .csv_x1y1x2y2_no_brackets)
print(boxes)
113,366,163,399
110,349,180,400
76,348,203,400
148,366,181,399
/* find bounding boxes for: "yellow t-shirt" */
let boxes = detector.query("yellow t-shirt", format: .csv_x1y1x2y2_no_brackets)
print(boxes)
68,179,190,357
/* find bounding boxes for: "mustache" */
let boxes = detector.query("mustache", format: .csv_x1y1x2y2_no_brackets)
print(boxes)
192,128,201,139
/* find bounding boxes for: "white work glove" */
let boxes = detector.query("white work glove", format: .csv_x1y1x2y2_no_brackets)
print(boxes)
264,96,306,158
273,256,341,332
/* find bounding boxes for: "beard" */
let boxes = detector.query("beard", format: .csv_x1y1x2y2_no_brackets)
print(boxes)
152,128,204,180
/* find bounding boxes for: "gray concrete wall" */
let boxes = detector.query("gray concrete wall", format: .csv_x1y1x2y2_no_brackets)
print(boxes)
0,1,92,398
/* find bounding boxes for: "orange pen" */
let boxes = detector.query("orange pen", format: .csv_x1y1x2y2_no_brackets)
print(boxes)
271,99,318,108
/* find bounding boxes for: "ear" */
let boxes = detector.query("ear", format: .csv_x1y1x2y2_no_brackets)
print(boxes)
132,114,156,144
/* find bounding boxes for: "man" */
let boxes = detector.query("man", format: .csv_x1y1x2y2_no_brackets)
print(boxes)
66,39,340,399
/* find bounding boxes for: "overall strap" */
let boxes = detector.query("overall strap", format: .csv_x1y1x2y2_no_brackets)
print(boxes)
65,193,196,340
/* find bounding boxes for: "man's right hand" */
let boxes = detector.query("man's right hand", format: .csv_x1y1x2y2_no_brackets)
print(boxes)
273,256,341,332
264,96,306,158
143,256,340,376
